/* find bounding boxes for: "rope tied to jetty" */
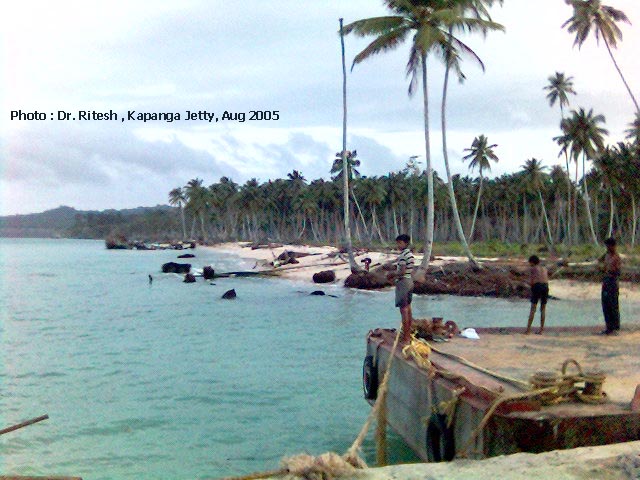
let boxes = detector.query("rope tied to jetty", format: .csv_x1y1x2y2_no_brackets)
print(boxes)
402,337,435,374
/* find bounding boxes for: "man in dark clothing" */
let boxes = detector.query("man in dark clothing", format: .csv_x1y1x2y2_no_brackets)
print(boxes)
601,237,622,335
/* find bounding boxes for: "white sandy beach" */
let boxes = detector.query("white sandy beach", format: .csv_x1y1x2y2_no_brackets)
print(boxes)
205,242,640,303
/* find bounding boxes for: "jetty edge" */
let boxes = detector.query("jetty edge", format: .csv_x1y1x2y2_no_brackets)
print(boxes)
363,325,640,465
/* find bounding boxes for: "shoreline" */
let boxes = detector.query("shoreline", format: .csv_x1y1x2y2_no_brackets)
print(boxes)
203,242,640,303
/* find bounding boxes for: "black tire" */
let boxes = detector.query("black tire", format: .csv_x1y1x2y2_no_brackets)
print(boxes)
362,355,378,400
426,413,455,462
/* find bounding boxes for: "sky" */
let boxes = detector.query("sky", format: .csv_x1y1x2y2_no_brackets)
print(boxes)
1,0,639,216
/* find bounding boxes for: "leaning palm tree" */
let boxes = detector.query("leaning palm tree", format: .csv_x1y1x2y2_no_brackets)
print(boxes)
563,0,639,114
345,0,499,268
555,107,608,245
462,134,499,242
439,0,503,268
168,187,187,240
522,158,554,246
544,71,577,244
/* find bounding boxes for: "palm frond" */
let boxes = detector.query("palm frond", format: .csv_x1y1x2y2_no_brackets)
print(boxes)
351,26,411,68
343,16,406,37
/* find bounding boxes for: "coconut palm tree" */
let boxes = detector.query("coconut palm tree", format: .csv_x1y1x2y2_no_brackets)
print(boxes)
555,107,608,245
438,0,503,267
462,135,499,242
563,0,639,114
522,158,554,246
168,187,187,240
358,176,388,243
544,71,577,244
626,113,640,146
344,0,499,268
338,18,361,271
184,178,209,242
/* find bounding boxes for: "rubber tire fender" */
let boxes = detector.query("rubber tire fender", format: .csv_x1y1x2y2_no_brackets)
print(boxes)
426,413,455,462
362,355,378,400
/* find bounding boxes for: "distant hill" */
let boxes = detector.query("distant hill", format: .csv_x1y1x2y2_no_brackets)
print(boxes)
0,205,178,239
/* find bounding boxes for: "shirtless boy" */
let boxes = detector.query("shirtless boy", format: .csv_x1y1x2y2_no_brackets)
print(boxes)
526,255,549,335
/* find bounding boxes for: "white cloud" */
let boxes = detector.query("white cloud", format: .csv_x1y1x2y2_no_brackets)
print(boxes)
1,0,639,214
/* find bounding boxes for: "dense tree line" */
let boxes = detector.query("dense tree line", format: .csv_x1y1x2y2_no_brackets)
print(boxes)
168,132,640,248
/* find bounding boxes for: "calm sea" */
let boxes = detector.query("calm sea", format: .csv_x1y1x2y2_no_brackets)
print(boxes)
0,239,637,479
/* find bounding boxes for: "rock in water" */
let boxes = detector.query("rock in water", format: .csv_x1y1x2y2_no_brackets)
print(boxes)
177,253,195,258
222,289,236,299
183,273,196,283
313,270,336,284
310,290,326,296
162,262,191,274
202,266,215,280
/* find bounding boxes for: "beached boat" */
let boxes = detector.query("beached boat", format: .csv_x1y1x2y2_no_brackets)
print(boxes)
363,326,640,462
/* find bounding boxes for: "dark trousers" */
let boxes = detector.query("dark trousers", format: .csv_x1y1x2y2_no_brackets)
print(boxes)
601,277,620,331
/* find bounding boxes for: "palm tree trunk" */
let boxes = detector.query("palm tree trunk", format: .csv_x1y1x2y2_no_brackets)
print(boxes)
581,155,599,245
420,54,434,269
469,174,484,243
607,188,615,238
632,195,637,247
350,187,369,239
440,45,478,266
371,204,385,244
523,197,528,243
339,18,359,272
199,210,207,242
189,217,196,239
538,189,554,246
604,37,640,114
564,156,572,246
392,207,400,238
179,205,187,240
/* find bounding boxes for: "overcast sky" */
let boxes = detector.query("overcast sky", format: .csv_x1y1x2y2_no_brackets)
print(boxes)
2,0,639,215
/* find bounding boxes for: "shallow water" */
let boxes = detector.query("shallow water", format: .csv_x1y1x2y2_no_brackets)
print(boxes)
0,239,637,479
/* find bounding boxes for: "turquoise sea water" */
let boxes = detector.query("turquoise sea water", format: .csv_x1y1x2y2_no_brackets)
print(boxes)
0,239,638,479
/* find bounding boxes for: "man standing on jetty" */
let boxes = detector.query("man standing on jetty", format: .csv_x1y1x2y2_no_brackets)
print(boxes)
388,234,414,342
601,237,622,335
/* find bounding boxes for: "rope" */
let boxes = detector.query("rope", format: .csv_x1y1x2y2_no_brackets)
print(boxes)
344,327,404,465
427,343,531,391
457,358,608,458
220,326,404,480
436,387,466,429
402,337,435,374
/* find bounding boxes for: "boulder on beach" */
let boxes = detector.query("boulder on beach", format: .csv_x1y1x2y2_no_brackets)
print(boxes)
312,270,336,284
222,289,237,299
183,273,196,283
162,262,191,274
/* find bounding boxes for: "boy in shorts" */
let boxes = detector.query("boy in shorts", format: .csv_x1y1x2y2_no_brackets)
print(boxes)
526,255,548,335
388,234,414,341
